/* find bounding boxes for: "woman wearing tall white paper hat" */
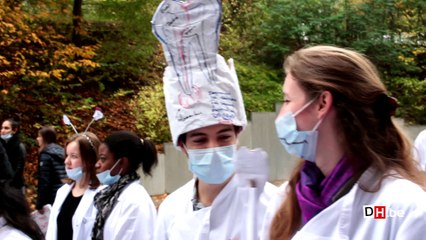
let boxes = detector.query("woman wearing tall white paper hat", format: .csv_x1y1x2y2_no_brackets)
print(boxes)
152,1,276,239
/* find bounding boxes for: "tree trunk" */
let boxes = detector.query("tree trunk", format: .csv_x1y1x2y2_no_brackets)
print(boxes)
72,0,83,46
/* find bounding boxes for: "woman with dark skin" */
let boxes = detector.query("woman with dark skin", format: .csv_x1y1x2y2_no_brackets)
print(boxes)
92,131,158,240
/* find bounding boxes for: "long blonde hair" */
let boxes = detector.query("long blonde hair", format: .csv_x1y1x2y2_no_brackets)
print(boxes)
270,45,426,239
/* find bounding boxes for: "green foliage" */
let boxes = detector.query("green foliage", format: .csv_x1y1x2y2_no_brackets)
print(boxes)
257,0,425,77
236,62,283,115
84,0,159,87
130,84,171,143
220,0,268,61
256,0,346,66
389,77,426,124
1,0,425,148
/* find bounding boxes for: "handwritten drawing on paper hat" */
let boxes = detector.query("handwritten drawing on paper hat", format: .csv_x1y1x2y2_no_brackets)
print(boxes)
152,0,247,147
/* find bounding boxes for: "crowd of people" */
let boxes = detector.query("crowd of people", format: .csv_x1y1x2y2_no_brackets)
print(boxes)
0,127,159,239
1,0,426,239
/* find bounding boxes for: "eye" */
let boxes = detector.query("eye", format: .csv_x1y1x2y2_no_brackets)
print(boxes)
191,137,207,144
283,99,290,105
218,134,233,142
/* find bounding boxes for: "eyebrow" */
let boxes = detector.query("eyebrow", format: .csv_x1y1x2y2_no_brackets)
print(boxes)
187,132,206,138
217,127,234,134
188,127,234,138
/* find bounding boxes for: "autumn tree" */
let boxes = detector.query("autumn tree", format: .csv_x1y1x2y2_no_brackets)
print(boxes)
0,0,100,137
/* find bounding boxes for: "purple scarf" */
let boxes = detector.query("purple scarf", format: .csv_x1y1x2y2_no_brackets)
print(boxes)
296,157,353,224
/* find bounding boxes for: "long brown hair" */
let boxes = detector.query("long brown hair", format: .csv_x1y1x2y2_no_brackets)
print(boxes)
66,132,101,189
270,45,426,239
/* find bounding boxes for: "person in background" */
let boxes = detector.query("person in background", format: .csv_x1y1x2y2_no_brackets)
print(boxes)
263,45,426,239
0,180,44,240
46,132,103,240
92,131,158,240
0,140,13,180
413,129,426,171
36,126,67,212
1,118,27,189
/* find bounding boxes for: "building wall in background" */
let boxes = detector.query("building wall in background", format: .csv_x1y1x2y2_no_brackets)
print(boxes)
141,109,426,195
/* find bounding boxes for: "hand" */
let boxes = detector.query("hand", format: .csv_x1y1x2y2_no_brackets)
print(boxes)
234,147,269,196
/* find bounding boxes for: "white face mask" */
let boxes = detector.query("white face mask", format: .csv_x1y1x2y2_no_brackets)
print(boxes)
186,144,236,184
66,167,83,181
96,159,122,185
275,99,323,162
1,134,12,141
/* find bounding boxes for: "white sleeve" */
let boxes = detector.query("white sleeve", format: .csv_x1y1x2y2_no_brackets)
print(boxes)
111,197,156,240
414,130,426,171
153,201,170,240
259,182,288,240
393,193,426,239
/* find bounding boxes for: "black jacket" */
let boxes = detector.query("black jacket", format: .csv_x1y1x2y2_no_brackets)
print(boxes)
36,143,66,209
0,134,26,188
0,140,13,179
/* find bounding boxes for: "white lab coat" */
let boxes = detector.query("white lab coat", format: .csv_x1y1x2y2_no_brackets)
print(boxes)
414,130,426,171
154,176,277,240
46,183,103,240
260,167,426,240
0,217,32,240
101,180,156,240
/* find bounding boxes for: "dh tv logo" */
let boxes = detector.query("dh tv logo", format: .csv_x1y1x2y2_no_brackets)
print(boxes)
363,205,404,219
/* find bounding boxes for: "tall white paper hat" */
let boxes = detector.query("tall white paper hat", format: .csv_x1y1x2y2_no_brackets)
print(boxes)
152,0,247,147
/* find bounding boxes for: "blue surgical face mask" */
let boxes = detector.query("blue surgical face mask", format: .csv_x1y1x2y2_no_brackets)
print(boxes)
1,133,12,141
66,167,83,181
187,144,236,184
96,159,122,185
275,99,323,162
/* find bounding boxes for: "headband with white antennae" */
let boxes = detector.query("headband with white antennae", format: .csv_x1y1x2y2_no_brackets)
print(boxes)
63,107,104,135
63,108,104,151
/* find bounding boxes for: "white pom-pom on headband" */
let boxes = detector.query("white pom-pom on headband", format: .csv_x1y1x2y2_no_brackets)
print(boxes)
62,107,104,150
